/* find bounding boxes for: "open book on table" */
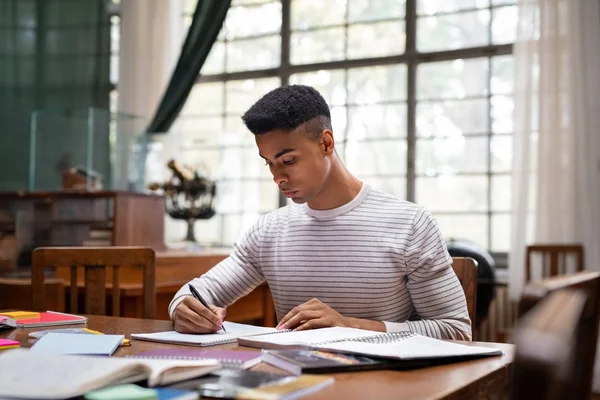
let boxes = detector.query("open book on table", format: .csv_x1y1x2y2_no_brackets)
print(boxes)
0,348,219,400
237,327,503,361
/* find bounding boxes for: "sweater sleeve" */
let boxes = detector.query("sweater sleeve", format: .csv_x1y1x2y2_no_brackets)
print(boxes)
402,208,472,340
168,216,268,319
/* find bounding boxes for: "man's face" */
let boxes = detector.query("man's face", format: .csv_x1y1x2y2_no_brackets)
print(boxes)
255,127,331,204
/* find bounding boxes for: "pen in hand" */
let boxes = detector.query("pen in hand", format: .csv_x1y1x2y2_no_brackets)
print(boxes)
188,284,227,332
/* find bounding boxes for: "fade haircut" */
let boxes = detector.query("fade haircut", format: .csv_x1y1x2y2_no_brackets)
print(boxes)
241,85,332,139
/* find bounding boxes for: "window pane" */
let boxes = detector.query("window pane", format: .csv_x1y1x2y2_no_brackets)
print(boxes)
347,104,407,139
491,95,514,133
178,148,221,178
345,139,407,175
225,115,258,145
417,136,488,174
417,10,490,52
491,0,516,7
225,78,280,114
417,99,489,137
435,214,488,249
416,175,488,211
491,174,510,212
201,41,225,75
347,21,405,58
291,28,345,64
490,135,512,172
417,58,488,100
227,36,280,72
492,6,517,44
221,147,272,179
347,65,407,104
491,214,509,252
491,55,514,94
362,176,406,200
221,213,262,246
290,69,347,106
417,0,489,15
349,0,406,22
291,0,346,30
171,117,223,145
331,106,348,135
225,2,281,39
181,82,224,116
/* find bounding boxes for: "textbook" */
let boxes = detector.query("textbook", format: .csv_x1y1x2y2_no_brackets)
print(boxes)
237,327,502,362
262,349,404,375
128,348,262,369
2,310,87,328
171,368,334,400
131,321,286,347
0,348,219,399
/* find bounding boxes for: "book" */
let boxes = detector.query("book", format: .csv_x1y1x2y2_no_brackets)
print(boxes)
5,310,87,328
0,339,20,351
170,368,334,400
237,327,502,362
154,387,199,400
84,384,157,400
0,348,219,399
30,332,124,356
128,348,262,369
28,327,131,346
0,311,40,319
262,349,401,375
0,316,16,330
131,321,287,347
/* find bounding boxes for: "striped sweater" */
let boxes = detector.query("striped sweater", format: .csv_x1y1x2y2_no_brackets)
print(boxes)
169,184,472,340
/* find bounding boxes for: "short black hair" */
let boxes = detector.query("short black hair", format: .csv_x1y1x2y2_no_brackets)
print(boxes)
241,85,332,138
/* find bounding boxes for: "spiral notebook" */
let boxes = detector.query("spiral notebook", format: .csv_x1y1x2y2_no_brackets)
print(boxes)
127,349,262,369
130,322,292,347
237,327,503,361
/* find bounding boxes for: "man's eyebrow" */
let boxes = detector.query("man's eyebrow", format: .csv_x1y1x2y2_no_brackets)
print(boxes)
259,148,295,161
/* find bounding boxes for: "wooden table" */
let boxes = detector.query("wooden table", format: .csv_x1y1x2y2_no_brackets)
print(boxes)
2,315,514,399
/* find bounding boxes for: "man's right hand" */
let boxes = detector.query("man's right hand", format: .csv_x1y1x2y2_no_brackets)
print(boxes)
173,296,227,334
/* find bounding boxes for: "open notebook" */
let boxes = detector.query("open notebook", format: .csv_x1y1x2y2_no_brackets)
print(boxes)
131,321,291,347
237,327,503,361
0,348,219,400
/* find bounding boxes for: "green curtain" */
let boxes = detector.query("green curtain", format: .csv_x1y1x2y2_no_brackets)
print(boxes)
0,0,111,190
145,0,231,134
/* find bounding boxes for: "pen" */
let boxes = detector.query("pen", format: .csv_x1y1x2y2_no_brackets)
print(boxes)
188,284,227,332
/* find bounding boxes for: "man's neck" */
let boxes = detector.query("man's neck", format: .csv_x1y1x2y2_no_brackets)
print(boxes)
307,159,363,210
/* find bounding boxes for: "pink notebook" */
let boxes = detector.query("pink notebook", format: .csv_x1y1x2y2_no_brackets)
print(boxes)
14,311,87,328
128,348,262,369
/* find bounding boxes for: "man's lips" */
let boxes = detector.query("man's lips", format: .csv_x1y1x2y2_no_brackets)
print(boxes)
282,190,298,198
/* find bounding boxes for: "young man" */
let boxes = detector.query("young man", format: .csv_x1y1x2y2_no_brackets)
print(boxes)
170,85,471,340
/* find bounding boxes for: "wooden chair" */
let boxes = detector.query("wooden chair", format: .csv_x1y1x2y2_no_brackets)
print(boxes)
0,278,65,312
526,244,584,281
511,289,590,400
517,271,600,400
32,247,156,319
451,257,478,332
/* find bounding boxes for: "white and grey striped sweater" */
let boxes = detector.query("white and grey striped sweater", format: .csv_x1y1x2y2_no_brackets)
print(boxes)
169,185,471,340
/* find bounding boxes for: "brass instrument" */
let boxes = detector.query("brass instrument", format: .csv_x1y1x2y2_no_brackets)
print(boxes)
148,159,216,242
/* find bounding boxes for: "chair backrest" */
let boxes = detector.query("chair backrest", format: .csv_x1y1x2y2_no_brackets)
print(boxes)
0,278,65,311
517,271,600,400
526,244,584,281
511,289,588,400
32,246,156,318
451,257,478,331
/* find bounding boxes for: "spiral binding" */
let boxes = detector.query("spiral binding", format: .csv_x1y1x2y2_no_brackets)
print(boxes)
126,354,244,368
313,331,416,346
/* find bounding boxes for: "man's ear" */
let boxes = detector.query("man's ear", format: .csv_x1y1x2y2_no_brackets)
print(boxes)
320,130,335,155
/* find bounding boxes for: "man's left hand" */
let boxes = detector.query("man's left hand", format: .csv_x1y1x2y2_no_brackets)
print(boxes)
276,298,352,331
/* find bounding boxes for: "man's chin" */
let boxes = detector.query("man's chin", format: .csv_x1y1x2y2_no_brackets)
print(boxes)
290,197,306,204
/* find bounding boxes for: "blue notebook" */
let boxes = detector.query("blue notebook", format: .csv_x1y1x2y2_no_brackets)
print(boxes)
30,332,124,356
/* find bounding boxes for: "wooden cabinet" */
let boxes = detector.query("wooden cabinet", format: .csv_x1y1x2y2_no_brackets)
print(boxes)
0,191,166,270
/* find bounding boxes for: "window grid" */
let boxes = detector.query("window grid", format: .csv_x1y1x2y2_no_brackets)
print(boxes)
178,0,514,252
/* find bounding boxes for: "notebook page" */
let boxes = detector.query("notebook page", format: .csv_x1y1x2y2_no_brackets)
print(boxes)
30,332,123,356
314,334,502,360
0,349,148,399
131,321,280,346
237,327,383,350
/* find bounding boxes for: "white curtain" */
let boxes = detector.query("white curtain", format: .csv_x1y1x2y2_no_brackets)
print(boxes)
114,0,185,189
509,0,600,298
509,0,600,391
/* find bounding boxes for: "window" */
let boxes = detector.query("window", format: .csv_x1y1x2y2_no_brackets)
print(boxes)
171,0,515,253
